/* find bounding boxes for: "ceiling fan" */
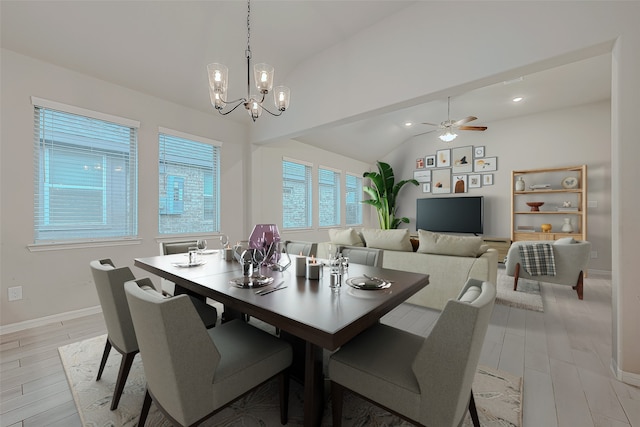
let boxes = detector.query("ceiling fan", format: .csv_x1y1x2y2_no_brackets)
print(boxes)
418,97,487,141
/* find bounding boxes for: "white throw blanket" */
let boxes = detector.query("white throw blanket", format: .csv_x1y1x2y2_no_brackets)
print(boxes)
518,243,556,276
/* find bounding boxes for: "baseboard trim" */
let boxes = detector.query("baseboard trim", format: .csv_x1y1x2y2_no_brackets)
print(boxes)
611,358,640,387
0,305,102,336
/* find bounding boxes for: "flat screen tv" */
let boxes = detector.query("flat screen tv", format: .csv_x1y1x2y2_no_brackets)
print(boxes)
416,196,484,235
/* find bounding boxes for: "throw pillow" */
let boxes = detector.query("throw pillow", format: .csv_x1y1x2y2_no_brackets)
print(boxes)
554,237,577,245
361,228,413,252
328,228,364,247
417,229,483,257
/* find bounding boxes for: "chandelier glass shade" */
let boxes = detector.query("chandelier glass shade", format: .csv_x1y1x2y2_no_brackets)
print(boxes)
207,0,290,121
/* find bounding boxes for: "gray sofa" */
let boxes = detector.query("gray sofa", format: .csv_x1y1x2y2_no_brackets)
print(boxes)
318,228,498,311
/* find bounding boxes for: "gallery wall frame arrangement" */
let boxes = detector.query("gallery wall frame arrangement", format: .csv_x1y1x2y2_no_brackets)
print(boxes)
414,145,496,194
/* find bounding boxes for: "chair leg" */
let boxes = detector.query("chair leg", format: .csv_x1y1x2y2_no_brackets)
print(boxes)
468,389,480,427
138,388,152,427
279,369,290,425
573,270,584,300
110,351,137,410
96,338,112,381
513,263,521,291
331,381,344,427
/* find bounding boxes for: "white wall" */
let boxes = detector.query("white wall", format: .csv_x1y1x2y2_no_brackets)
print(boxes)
385,101,612,271
0,49,247,325
250,139,374,245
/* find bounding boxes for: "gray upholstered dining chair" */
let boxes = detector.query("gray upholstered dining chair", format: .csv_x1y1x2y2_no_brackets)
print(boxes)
90,259,218,410
284,240,317,257
124,278,293,426
336,245,383,267
159,240,198,296
329,278,496,427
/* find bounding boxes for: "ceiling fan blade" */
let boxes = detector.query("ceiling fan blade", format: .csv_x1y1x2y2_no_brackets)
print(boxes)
420,122,440,127
453,116,477,127
458,125,488,131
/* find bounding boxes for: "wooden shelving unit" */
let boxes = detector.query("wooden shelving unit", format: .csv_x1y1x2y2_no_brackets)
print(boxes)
511,165,587,242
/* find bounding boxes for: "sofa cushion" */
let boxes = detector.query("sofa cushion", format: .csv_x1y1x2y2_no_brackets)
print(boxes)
328,228,364,247
416,230,483,257
361,228,413,252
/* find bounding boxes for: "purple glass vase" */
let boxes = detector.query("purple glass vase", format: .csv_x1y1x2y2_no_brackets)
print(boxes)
248,224,281,264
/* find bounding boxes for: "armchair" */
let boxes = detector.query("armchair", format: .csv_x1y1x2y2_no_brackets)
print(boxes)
505,239,591,299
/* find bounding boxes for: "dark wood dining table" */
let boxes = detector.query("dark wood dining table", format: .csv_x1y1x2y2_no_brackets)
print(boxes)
134,252,429,427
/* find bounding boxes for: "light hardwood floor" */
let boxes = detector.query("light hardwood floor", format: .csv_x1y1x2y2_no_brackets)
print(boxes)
1,270,638,427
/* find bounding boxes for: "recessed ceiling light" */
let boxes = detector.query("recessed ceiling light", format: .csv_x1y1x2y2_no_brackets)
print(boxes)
512,97,524,102
404,121,413,127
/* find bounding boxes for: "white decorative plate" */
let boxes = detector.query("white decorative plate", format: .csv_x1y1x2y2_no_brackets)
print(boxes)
230,275,274,288
561,176,579,189
346,276,391,290
172,260,207,268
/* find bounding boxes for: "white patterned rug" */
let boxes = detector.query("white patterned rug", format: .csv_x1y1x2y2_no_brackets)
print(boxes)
59,334,522,426
495,267,544,312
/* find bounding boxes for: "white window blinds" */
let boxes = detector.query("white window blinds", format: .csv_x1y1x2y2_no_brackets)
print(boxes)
158,129,220,234
32,100,138,243
282,158,312,229
346,173,363,225
319,167,341,227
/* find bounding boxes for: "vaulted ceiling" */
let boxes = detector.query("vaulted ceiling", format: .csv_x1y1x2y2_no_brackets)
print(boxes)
1,1,610,163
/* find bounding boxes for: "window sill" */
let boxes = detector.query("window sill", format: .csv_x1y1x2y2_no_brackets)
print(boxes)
28,238,142,252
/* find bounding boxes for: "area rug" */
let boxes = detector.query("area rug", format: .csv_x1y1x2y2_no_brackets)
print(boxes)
59,334,522,426
495,267,544,312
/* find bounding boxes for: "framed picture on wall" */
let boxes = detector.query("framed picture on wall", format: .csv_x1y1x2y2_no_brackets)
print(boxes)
422,183,431,193
425,155,436,168
483,174,494,186
416,158,425,169
468,174,481,188
474,157,497,172
452,146,473,173
474,146,485,158
453,175,468,193
436,149,451,168
413,170,431,183
432,168,451,194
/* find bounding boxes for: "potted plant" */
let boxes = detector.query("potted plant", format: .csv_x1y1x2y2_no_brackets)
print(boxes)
363,161,419,229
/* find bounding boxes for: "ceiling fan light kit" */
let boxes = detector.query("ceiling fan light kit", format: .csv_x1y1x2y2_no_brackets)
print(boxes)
207,0,290,122
439,129,458,142
421,96,487,142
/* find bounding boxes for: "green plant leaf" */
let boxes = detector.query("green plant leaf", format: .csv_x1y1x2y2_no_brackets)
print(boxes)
362,161,417,229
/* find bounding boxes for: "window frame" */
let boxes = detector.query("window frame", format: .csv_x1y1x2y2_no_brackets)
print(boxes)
282,157,313,230
345,172,364,226
318,165,341,228
158,127,222,236
30,97,139,249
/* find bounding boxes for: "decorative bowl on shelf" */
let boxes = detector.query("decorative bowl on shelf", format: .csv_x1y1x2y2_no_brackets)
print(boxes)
526,202,544,211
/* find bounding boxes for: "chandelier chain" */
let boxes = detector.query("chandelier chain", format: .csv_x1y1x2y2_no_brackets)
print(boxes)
246,0,251,59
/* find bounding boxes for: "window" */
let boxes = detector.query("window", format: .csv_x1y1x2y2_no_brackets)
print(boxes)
283,158,312,229
346,173,363,225
318,167,341,227
32,98,138,243
159,128,221,234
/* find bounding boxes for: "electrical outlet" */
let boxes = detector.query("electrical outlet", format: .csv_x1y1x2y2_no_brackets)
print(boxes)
591,251,598,259
8,286,23,301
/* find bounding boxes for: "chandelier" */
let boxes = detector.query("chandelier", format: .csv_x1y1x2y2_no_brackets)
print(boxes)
207,0,290,122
